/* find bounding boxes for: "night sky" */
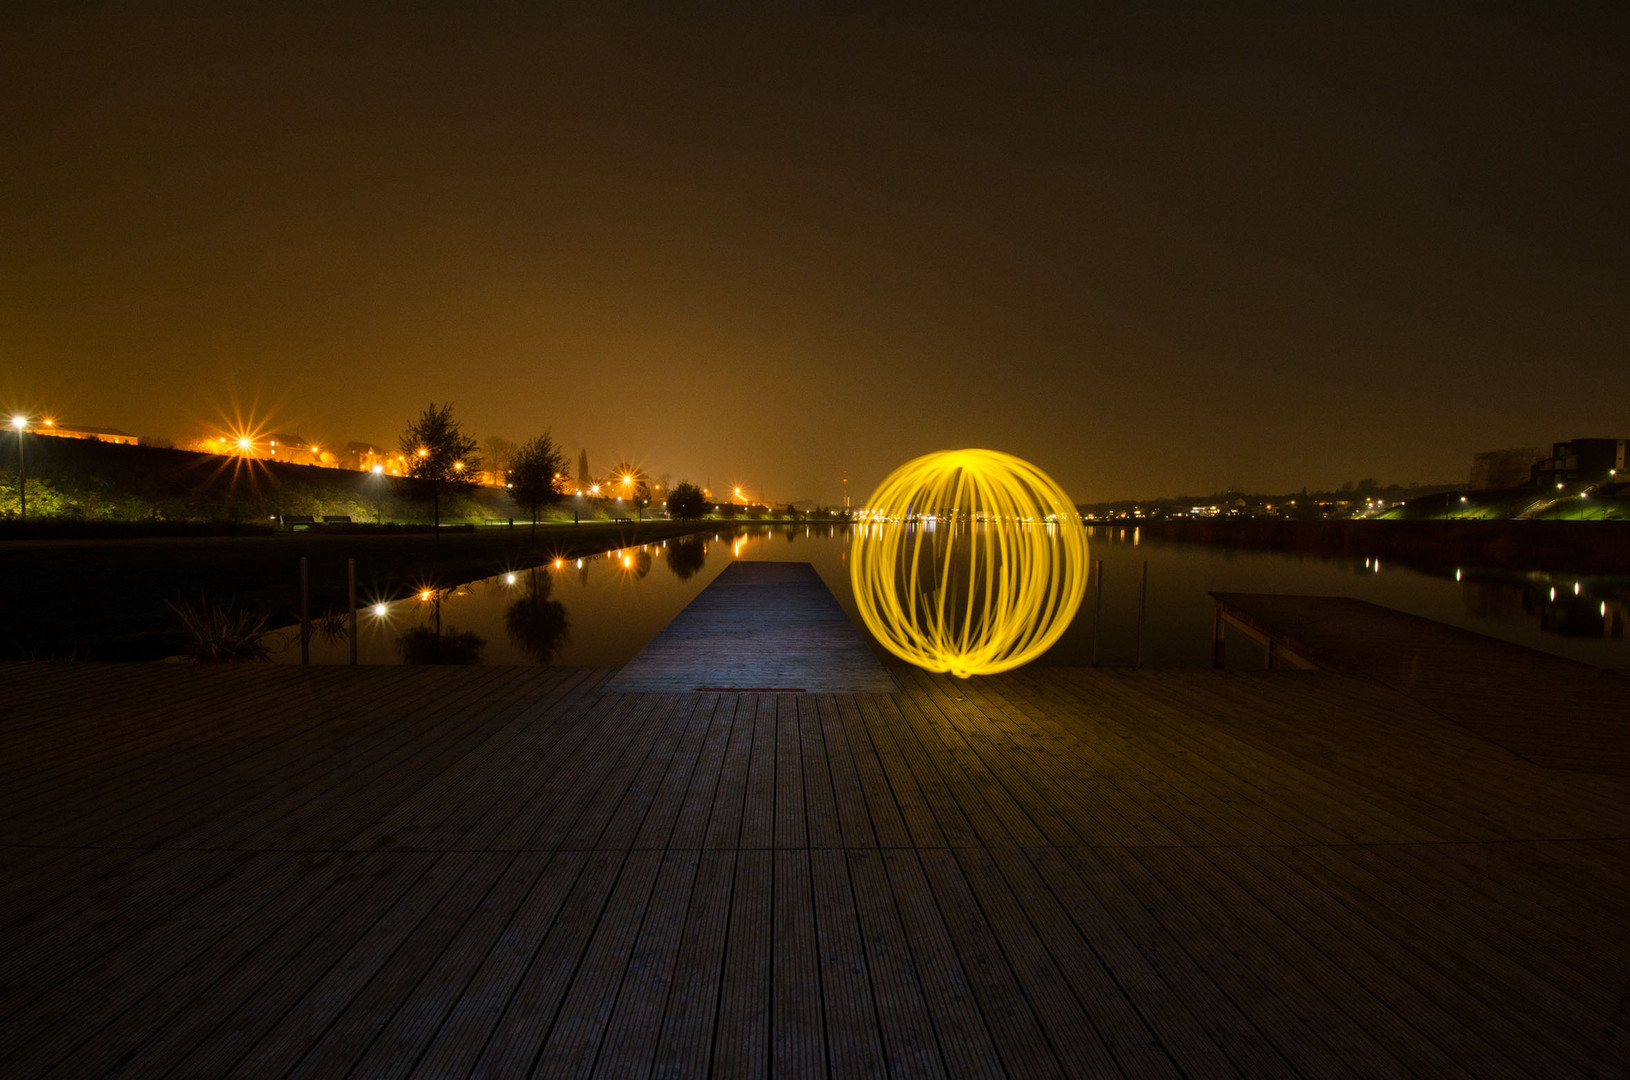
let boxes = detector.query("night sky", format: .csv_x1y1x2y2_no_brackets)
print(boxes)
5,5,1626,505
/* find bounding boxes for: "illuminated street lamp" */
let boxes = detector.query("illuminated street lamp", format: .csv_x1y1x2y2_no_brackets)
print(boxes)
9,415,27,522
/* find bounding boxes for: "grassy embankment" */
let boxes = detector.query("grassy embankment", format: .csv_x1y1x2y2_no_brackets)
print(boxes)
0,437,728,658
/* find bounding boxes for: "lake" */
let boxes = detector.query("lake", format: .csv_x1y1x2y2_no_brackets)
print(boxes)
274,523,1630,670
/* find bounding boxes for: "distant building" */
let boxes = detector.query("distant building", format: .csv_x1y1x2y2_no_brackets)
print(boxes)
344,441,387,472
29,421,138,446
1531,438,1627,488
192,431,337,466
1470,447,1544,491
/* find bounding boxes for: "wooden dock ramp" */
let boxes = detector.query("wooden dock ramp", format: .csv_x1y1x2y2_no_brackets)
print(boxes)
603,560,899,693
1212,591,1630,775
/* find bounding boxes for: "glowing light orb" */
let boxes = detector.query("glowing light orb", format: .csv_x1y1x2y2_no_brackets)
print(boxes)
849,449,1089,677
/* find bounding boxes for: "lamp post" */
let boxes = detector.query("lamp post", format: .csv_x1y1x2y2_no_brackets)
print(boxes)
9,415,26,522
371,463,384,524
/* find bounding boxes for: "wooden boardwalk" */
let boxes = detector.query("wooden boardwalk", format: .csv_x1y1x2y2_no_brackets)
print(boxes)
605,562,899,694
1212,592,1630,776
2,660,1629,1078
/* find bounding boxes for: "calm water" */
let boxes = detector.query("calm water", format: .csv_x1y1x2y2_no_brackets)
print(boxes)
274,523,1630,670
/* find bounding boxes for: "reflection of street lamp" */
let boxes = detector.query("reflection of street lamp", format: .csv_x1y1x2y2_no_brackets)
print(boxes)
9,415,27,522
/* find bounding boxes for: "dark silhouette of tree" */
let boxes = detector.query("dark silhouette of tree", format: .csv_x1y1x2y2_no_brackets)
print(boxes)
396,625,485,664
399,403,480,528
508,432,567,534
505,568,571,662
667,481,707,520
664,535,708,580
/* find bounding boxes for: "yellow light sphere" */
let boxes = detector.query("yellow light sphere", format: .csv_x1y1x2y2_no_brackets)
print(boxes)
849,449,1089,677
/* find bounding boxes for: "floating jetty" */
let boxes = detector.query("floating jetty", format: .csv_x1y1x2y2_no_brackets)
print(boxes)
2,580,1628,1077
1212,591,1629,776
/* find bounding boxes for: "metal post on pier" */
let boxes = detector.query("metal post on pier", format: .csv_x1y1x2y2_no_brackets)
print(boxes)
1090,558,1103,666
1135,559,1147,669
299,557,310,665
348,558,357,666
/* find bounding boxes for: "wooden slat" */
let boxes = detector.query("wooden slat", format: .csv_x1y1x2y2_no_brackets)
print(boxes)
1,658,1626,1079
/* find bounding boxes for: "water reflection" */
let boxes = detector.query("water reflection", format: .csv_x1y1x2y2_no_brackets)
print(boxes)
665,535,709,580
504,567,571,662
273,523,1628,669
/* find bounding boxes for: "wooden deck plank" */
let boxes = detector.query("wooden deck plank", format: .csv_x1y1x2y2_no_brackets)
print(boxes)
832,694,913,848
2,655,1627,1079
648,848,735,1079
591,849,700,1079
628,695,720,850
796,695,844,849
105,850,440,1078
399,850,590,1080
739,695,779,850
0,851,290,1067
532,848,664,1077
947,845,1125,1079
772,695,808,850
664,695,738,851
841,849,947,1076
603,561,898,693
331,850,557,1080
19,851,348,1078
772,850,826,1078
466,849,626,1080
808,849,887,1077
712,849,772,1077
882,848,1006,1078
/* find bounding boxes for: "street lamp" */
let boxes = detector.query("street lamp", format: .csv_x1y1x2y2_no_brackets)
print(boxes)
371,463,384,524
9,415,26,522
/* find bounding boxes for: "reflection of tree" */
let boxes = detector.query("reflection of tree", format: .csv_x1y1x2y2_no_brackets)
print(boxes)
625,549,653,581
665,536,708,580
505,568,571,663
396,625,485,664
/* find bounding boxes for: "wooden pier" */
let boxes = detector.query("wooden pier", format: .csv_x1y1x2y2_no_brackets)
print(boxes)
3,601,1629,1075
1211,592,1630,776
605,561,898,694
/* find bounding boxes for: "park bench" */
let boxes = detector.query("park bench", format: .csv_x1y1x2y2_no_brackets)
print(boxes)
282,514,316,530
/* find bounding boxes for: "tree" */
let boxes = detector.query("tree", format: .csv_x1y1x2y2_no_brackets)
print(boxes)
482,435,518,483
399,403,480,528
508,432,568,534
667,481,707,520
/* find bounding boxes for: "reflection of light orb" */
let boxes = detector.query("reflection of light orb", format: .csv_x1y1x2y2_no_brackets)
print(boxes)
850,449,1089,677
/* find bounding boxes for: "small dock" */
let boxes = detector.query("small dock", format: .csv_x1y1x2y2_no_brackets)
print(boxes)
604,561,899,693
1211,592,1630,775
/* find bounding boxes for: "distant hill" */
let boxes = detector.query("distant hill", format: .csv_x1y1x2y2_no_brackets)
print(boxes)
0,436,511,525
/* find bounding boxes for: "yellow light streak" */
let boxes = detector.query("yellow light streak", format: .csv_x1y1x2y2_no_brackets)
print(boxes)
849,449,1089,677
